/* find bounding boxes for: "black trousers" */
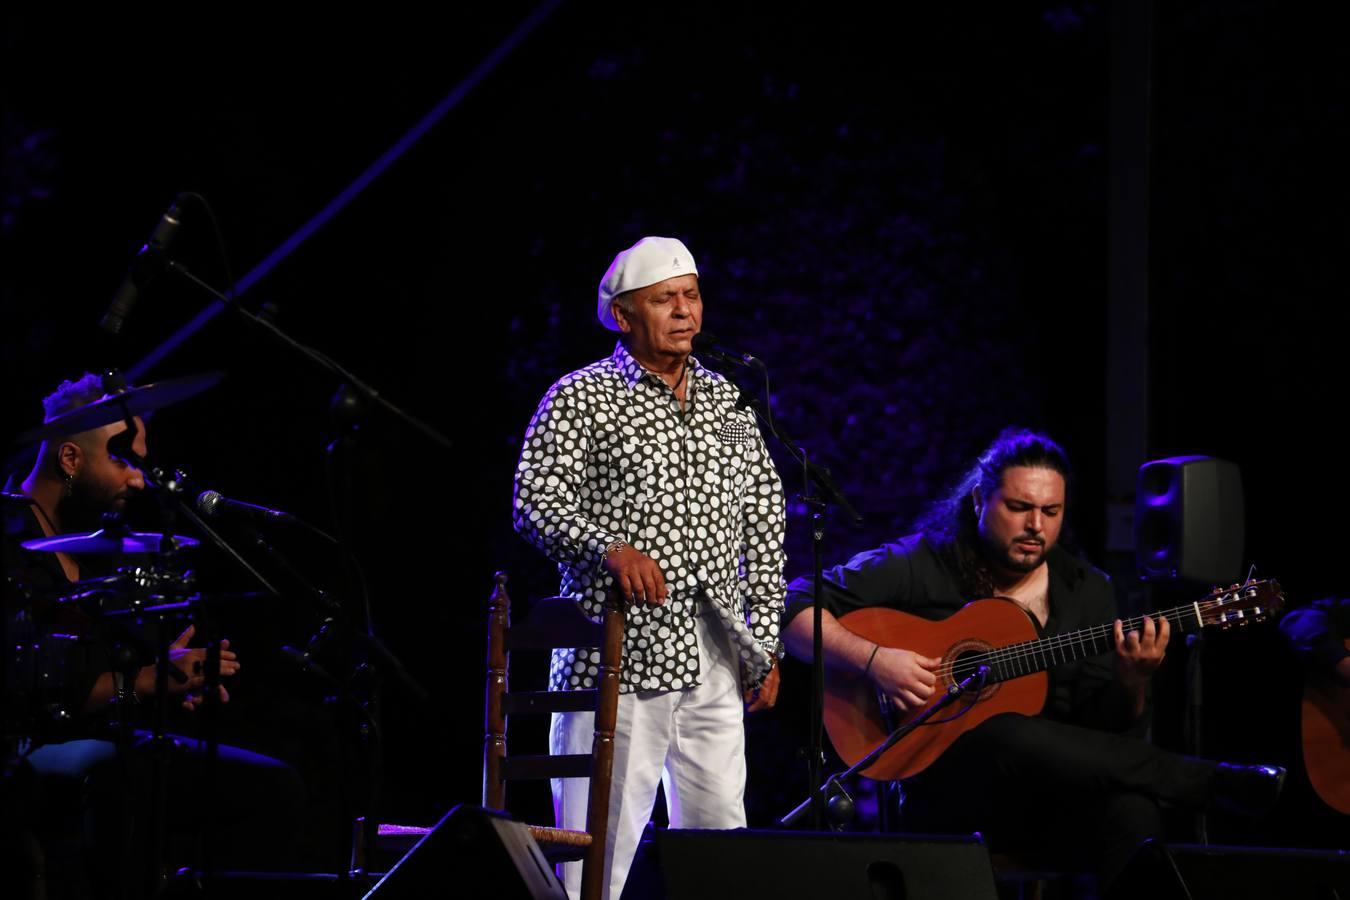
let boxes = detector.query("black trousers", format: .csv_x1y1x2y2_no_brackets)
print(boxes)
900,713,1217,887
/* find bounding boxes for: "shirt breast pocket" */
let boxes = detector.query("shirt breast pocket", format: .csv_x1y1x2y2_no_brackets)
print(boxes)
595,431,663,526
712,436,750,515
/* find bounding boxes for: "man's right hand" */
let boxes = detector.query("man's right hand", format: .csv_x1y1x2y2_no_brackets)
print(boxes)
134,625,240,709
867,646,939,713
603,545,667,606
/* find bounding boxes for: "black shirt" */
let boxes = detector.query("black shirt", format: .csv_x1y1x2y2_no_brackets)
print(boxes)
3,494,111,737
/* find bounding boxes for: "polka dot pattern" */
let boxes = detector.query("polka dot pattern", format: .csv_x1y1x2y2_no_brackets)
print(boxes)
514,342,787,693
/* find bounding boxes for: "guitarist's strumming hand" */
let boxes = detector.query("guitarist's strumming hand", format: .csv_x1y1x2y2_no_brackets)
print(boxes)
867,647,942,713
1113,614,1170,718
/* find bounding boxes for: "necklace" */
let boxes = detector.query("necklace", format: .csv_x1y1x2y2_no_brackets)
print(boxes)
671,363,688,395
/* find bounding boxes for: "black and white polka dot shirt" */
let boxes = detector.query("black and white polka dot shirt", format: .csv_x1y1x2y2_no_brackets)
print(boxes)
514,342,787,694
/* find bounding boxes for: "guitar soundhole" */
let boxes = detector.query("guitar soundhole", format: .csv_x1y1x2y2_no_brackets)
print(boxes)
945,640,999,704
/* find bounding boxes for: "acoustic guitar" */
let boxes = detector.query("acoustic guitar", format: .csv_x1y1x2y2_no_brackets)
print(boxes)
823,579,1284,780
1301,638,1350,814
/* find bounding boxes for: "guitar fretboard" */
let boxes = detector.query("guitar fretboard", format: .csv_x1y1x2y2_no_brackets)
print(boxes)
941,595,1259,686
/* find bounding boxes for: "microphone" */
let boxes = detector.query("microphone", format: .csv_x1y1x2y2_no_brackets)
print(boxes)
963,665,992,693
692,332,765,370
196,489,297,525
100,194,185,335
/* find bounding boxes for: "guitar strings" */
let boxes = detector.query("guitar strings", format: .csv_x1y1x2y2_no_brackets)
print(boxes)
933,595,1259,683
938,617,1181,681
940,603,1196,680
940,595,1252,679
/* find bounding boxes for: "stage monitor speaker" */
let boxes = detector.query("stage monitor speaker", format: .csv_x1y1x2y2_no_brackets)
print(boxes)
1112,841,1349,899
362,805,567,900
620,828,998,900
1136,455,1244,584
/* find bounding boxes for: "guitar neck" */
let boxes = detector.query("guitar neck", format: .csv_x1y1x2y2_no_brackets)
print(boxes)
978,604,1204,685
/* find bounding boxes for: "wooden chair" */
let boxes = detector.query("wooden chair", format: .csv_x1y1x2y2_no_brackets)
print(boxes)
483,572,625,900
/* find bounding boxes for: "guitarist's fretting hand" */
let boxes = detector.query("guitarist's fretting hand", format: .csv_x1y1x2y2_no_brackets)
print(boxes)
1112,614,1170,718
868,647,942,713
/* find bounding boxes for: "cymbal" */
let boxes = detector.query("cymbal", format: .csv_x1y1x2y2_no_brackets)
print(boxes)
22,529,200,555
15,372,224,446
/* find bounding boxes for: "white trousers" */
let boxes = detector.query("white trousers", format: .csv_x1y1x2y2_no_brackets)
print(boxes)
550,608,747,900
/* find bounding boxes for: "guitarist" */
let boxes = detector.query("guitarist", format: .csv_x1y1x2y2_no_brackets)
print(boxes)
1279,597,1350,816
783,427,1286,888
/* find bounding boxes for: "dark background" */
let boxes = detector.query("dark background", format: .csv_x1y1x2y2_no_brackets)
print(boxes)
4,0,1345,866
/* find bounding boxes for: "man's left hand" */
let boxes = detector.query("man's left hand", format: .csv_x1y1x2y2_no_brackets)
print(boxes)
744,661,780,713
1113,614,1170,688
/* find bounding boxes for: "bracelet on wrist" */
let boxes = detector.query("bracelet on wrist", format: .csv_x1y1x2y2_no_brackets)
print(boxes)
863,643,881,677
602,539,628,561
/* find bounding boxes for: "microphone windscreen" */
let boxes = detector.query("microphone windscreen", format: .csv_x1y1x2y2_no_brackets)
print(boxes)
196,489,223,517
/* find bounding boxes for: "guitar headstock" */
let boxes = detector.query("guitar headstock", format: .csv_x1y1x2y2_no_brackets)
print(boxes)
1196,578,1285,630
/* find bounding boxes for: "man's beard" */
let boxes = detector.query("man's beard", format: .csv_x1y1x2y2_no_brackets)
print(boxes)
57,477,128,532
980,531,1047,576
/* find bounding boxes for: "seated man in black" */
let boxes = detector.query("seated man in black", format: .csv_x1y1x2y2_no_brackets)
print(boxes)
3,374,234,719
2,373,302,897
1279,595,1350,823
783,427,1284,889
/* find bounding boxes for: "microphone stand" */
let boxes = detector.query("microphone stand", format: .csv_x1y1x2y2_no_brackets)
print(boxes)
779,666,990,829
698,342,862,829
1185,631,1207,844
230,517,428,887
96,384,301,894
324,383,380,879
159,248,442,879
165,262,452,453
216,521,426,706
146,459,223,891
93,199,444,883
113,234,446,869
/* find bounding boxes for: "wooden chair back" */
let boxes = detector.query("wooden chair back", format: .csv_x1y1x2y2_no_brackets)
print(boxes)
483,572,624,900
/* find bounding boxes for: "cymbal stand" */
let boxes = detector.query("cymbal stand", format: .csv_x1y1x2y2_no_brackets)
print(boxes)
75,557,195,899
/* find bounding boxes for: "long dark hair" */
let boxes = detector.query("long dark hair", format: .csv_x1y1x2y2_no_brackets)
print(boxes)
916,427,1071,599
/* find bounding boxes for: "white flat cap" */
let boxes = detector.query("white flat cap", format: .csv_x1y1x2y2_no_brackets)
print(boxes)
597,236,699,331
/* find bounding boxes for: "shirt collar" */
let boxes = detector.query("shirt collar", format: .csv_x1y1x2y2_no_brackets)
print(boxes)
609,341,709,391
1045,544,1085,589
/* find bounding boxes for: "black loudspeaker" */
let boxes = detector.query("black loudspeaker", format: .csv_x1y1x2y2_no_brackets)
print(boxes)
363,805,567,899
1111,841,1350,899
620,829,998,900
1136,456,1244,583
